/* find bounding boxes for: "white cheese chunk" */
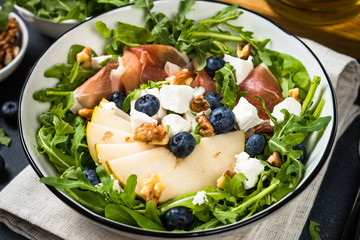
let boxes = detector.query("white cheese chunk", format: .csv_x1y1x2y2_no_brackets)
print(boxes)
223,54,254,85
193,86,205,98
233,153,265,189
192,191,208,206
130,101,158,131
233,97,263,132
110,175,123,193
164,61,182,76
235,151,251,163
159,85,195,114
184,111,198,132
271,97,301,126
91,55,113,68
100,101,116,114
161,114,191,138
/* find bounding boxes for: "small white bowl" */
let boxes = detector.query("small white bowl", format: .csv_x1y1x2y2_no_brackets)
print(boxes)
15,5,80,39
0,10,29,82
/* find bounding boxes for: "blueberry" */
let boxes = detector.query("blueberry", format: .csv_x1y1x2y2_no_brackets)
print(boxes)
0,155,5,173
135,94,160,117
82,169,100,185
169,132,196,158
245,134,266,157
205,56,225,77
108,91,126,110
1,100,18,124
162,207,194,231
209,107,235,134
204,92,223,110
293,143,307,163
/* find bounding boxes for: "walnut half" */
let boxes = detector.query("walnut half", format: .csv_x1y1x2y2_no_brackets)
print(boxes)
237,43,252,60
76,46,92,68
190,95,210,113
134,122,169,145
195,112,214,137
140,173,166,206
216,170,237,189
167,69,196,85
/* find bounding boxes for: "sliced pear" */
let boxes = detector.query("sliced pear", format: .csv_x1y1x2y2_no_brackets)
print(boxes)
106,130,245,202
99,98,130,121
95,142,156,170
86,122,134,164
91,106,132,132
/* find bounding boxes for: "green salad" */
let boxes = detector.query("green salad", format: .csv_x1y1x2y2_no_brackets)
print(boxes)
32,0,331,232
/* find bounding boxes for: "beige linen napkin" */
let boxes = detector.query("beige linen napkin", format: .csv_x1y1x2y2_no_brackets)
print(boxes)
0,39,359,240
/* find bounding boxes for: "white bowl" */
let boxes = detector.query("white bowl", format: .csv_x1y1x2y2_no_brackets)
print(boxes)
19,1,337,238
15,5,81,39
0,10,28,82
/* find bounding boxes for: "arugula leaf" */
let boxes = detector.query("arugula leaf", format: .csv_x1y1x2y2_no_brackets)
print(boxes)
301,76,321,116
309,220,321,240
0,128,11,147
145,200,163,226
224,173,247,197
191,124,202,144
105,204,165,230
66,188,108,215
0,0,15,31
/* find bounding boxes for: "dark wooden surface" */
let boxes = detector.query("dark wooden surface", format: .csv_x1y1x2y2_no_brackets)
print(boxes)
0,2,359,240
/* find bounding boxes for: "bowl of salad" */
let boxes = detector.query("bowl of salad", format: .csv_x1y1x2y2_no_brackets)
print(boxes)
1,0,131,39
19,0,337,238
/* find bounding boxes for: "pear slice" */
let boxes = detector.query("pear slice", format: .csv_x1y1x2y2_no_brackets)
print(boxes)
91,106,132,132
95,142,156,170
99,98,130,121
106,130,245,202
86,122,134,164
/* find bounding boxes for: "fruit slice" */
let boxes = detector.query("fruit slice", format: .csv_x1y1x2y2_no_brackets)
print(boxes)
91,106,132,132
106,130,245,202
95,142,156,170
99,98,130,121
86,122,134,164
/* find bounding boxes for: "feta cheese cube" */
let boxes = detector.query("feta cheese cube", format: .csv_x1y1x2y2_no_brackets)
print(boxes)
235,151,250,163
271,97,301,126
233,97,263,132
100,101,116,114
193,87,205,98
161,114,191,138
192,191,208,206
184,111,198,132
160,85,195,114
91,55,113,68
223,54,254,84
233,156,265,189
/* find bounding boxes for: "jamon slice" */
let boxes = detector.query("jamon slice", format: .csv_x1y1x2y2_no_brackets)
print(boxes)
72,60,119,111
125,45,190,83
239,63,284,120
190,61,216,94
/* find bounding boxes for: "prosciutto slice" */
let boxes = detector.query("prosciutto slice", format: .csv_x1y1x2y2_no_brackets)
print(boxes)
239,63,284,121
125,45,190,83
190,61,217,94
72,60,119,111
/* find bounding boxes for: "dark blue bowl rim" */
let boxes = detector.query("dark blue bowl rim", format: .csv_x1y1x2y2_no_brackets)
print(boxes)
19,0,338,238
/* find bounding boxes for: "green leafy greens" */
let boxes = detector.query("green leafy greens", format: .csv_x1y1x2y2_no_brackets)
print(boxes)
0,128,11,146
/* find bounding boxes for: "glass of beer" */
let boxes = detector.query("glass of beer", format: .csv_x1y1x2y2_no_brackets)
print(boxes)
266,0,360,25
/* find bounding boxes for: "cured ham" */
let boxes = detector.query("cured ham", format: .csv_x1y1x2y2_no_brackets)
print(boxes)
191,61,217,94
72,60,119,112
239,63,284,120
125,45,190,83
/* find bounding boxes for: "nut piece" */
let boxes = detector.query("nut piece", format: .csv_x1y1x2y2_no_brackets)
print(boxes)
0,18,20,69
166,69,196,85
288,88,301,103
236,43,252,60
76,46,92,68
266,152,282,168
140,173,166,206
78,108,93,121
134,122,169,145
190,95,210,113
216,170,237,189
195,112,214,137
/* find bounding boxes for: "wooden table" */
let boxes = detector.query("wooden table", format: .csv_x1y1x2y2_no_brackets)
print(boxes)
220,0,360,59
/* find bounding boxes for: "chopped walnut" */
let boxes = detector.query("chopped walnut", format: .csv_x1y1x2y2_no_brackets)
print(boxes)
140,173,166,206
0,18,20,69
78,108,93,121
195,112,214,137
289,88,301,103
190,95,210,113
134,122,169,145
216,170,237,189
166,69,196,85
76,46,92,68
266,152,282,168
237,43,252,60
